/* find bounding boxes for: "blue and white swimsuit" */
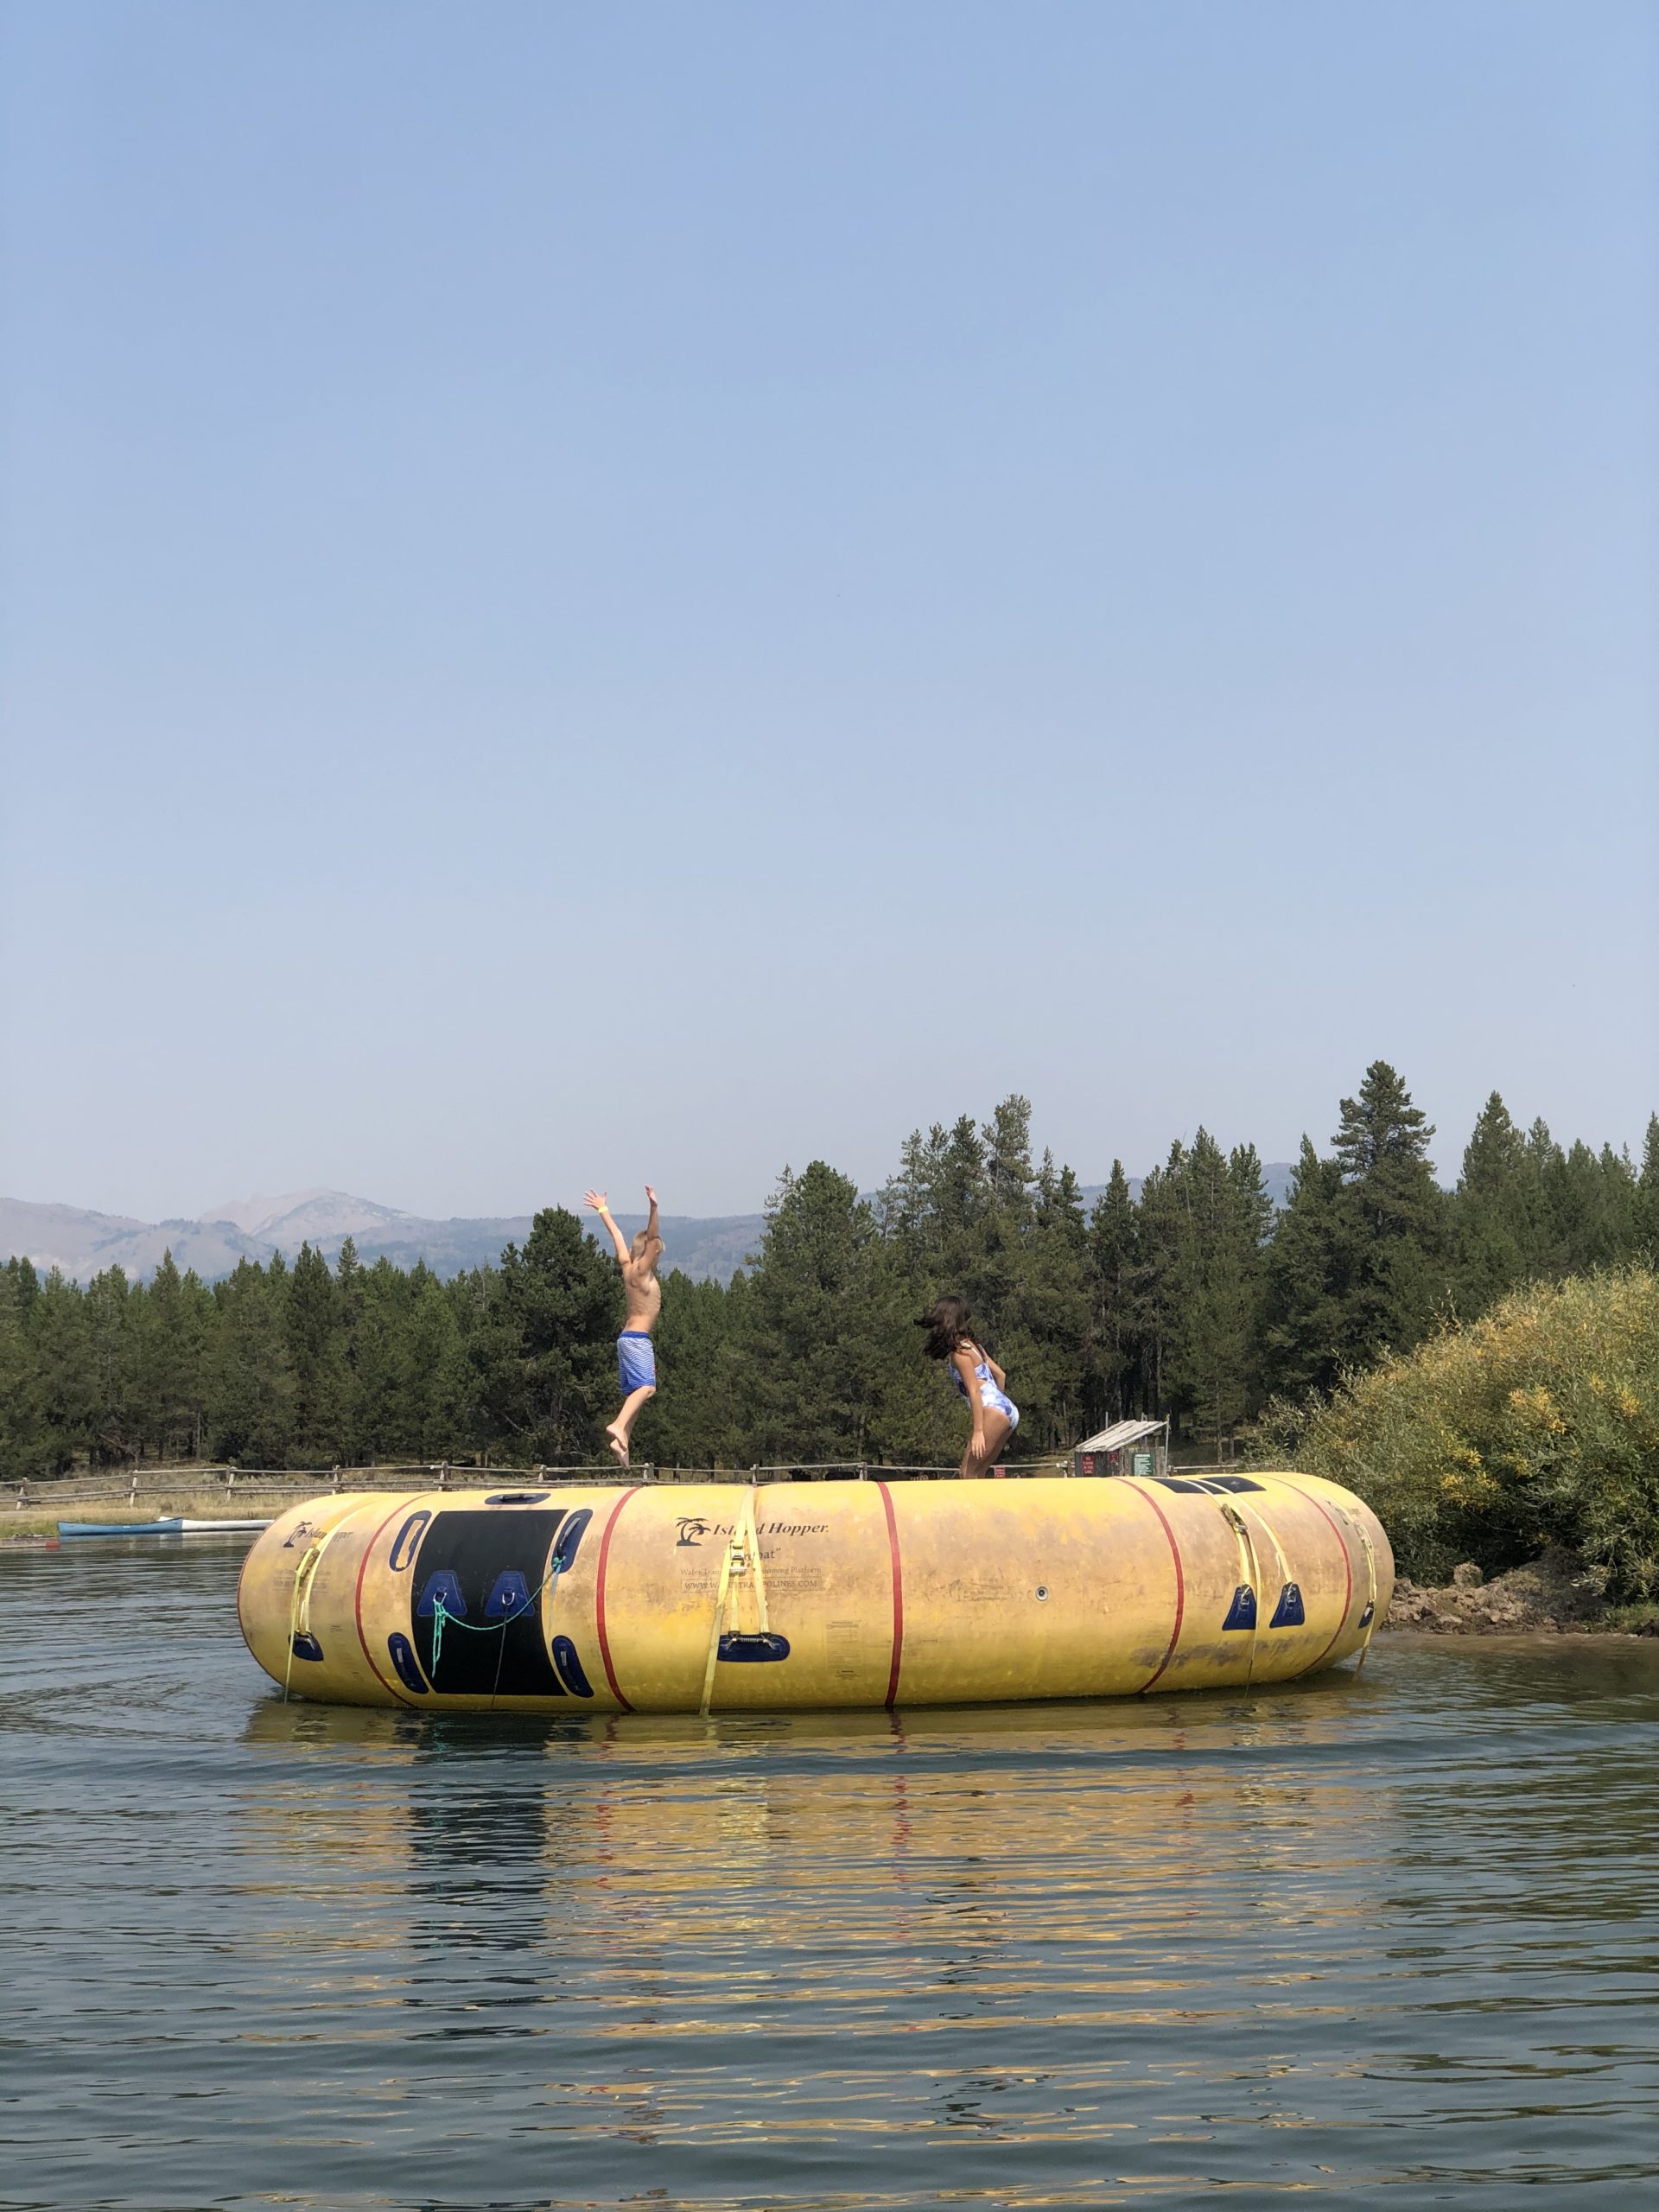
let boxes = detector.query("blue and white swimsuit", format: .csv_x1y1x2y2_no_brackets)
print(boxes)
949,1344,1019,1433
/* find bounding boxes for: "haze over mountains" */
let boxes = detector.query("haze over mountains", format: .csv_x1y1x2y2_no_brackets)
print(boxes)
1,1167,1300,1288
0,1189,772,1286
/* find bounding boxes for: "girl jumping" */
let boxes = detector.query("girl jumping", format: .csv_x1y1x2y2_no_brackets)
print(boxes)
917,1295,1020,1479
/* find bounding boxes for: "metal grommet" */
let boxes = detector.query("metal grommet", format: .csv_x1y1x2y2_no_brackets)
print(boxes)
1034,1586,1050,1601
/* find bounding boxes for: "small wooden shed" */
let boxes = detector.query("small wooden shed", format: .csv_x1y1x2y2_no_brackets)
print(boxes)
1072,1417,1170,1481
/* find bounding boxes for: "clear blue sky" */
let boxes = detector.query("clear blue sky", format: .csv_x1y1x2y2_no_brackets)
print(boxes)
2,1,1654,1221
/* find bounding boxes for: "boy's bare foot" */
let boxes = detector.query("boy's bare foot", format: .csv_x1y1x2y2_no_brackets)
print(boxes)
605,1423,630,1467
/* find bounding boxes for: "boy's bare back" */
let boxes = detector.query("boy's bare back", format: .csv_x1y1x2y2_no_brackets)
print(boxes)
621,1247,662,1331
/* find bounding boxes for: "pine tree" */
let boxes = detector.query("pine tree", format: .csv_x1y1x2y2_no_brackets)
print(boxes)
1165,1131,1266,1455
1450,1092,1540,1315
879,1125,943,1244
1531,1134,1630,1274
82,1267,138,1465
332,1238,367,1459
135,1250,212,1459
982,1095,1037,1227
938,1115,988,1230
1525,1119,1569,1272
403,1263,469,1456
1565,1143,1637,1272
744,1162,897,1464
26,1269,91,1472
990,1147,1090,1451
287,1244,349,1460
1260,1136,1353,1397
1231,1140,1274,1397
206,1259,296,1465
0,1266,42,1480
1128,1143,1188,1416
349,1257,409,1462
1635,1114,1659,1258
959,1102,1039,1383
1330,1061,1445,1363
9,1255,40,1320
469,1210,620,1463
1086,1162,1139,1426
880,1116,988,1270
648,1271,750,1469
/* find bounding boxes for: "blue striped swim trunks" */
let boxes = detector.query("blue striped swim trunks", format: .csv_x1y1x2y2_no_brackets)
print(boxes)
617,1332,657,1393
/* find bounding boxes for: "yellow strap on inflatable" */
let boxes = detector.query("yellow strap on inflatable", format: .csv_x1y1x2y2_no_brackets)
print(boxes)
281,1501,378,1703
283,1539,325,1704
698,1503,742,1719
1317,1490,1381,1670
745,1483,770,1639
698,1483,769,1719
1236,1492,1295,1600
1220,1501,1263,1686
1352,1517,1380,1672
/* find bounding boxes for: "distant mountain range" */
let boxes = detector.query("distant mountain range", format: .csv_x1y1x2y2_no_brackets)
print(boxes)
1,1166,1299,1288
0,1188,768,1287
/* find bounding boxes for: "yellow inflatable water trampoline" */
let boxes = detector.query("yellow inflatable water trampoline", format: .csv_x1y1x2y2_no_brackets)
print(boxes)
238,1471,1391,1713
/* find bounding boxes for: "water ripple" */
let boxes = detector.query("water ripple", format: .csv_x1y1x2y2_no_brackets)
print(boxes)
2,1544,1657,2209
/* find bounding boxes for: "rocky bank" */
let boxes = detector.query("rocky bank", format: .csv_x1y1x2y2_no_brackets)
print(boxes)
1385,1547,1658,1635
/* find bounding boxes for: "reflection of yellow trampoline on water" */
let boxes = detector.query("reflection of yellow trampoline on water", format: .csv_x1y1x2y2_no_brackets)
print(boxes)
238,1470,1393,1714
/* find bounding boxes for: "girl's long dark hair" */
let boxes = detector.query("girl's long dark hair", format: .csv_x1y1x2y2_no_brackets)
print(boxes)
916,1294,978,1363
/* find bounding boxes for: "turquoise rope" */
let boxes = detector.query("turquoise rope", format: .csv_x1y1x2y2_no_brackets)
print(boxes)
429,1560,563,1671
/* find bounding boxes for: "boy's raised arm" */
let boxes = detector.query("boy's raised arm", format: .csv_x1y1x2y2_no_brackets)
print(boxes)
584,1188,631,1267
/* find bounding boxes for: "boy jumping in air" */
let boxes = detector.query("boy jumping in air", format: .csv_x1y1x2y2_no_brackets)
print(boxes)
585,1185,663,1466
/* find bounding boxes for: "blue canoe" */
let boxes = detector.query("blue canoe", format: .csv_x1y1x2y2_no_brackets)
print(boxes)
56,1516,272,1537
58,1516,187,1537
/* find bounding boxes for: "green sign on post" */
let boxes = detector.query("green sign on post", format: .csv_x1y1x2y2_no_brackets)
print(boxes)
1131,1450,1154,1477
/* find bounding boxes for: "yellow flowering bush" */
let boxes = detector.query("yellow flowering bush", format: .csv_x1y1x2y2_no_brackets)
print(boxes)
1250,1268,1659,1599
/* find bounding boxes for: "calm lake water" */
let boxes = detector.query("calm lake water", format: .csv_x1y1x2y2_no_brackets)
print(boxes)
3,1541,1657,2211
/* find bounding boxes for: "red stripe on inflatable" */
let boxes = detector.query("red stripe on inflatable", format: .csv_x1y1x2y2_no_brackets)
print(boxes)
1268,1477,1354,1669
875,1480,905,1708
594,1486,643,1712
1125,1478,1185,1692
356,1496,426,1707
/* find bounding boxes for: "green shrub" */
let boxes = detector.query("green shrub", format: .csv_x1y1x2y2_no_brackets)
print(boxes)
1252,1268,1659,1599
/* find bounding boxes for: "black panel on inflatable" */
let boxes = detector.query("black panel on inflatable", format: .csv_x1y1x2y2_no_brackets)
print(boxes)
410,1510,565,1696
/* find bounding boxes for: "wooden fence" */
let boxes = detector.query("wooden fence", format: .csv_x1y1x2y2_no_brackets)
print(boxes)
10,1462,603,1511
13,1452,1243,1512
10,1456,1106,1510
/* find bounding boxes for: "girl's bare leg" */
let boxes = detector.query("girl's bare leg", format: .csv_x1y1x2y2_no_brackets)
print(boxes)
958,1408,1013,1478
605,1384,656,1465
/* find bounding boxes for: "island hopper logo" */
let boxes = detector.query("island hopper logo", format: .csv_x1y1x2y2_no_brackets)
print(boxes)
674,1516,829,1549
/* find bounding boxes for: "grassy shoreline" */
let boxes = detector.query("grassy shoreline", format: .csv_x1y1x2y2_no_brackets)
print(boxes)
1,1484,335,1543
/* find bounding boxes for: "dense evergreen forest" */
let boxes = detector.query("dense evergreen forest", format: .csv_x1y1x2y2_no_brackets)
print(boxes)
3,1062,1656,1481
